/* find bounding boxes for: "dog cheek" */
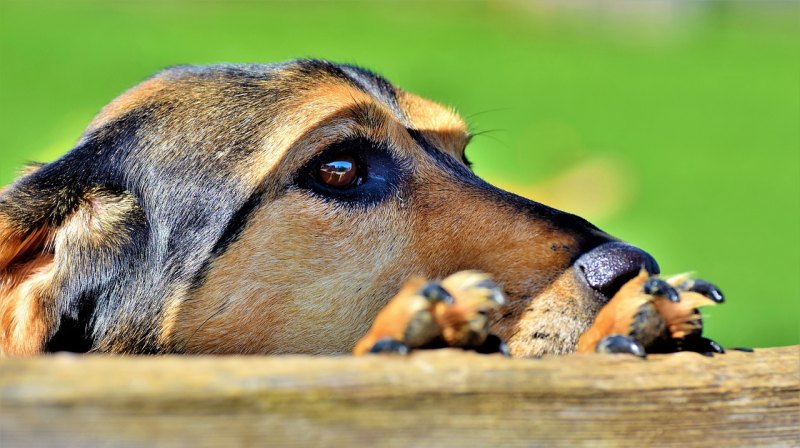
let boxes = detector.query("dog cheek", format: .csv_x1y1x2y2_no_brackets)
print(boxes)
176,195,418,354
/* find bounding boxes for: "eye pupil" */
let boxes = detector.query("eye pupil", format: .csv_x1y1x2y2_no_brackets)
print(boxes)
319,155,358,188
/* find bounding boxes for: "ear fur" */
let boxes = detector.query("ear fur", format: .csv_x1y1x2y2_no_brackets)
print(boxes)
0,164,55,354
0,163,139,355
0,217,57,355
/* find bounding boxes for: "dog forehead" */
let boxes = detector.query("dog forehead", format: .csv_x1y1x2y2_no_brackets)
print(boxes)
88,60,468,148
88,61,388,127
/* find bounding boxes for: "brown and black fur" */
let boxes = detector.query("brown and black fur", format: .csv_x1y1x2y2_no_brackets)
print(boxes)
1,60,645,357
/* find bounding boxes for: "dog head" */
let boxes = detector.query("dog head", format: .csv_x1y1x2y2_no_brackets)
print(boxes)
0,60,657,356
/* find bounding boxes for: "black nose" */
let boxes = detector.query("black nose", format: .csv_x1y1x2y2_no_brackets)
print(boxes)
575,242,659,300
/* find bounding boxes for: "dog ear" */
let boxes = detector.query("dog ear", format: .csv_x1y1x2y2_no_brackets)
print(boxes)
0,163,57,355
0,218,56,355
1,163,55,355
0,160,146,355
0,162,141,355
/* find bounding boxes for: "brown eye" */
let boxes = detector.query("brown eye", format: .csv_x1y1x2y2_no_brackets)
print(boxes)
318,155,358,188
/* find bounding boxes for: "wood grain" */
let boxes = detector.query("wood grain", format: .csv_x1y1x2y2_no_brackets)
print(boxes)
1,346,798,447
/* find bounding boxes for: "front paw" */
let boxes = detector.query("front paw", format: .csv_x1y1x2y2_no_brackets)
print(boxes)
578,270,725,357
353,271,508,356
352,278,453,356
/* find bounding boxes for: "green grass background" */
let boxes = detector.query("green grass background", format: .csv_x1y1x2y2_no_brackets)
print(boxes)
1,0,798,348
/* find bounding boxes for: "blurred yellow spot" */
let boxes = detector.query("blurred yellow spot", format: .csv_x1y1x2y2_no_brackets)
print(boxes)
488,156,637,222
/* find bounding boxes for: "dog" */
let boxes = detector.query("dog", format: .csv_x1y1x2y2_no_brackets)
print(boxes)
0,60,723,357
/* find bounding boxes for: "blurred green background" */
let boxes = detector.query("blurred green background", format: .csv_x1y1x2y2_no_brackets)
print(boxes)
0,0,797,348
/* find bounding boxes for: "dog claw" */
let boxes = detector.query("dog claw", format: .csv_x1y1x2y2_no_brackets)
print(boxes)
471,334,510,356
596,335,646,358
474,279,506,306
680,279,724,304
643,278,680,302
368,338,410,355
419,281,455,305
680,336,725,355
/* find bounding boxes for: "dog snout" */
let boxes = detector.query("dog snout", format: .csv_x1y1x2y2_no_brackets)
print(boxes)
575,242,659,301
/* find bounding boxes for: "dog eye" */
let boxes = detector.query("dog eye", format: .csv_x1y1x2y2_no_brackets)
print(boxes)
297,137,403,204
318,155,359,188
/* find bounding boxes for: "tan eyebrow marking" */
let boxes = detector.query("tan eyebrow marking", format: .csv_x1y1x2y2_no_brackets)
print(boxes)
87,77,167,133
397,90,469,160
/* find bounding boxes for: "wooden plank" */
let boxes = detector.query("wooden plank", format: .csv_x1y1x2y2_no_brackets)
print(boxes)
0,346,798,447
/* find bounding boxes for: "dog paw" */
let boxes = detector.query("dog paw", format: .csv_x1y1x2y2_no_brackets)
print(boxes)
353,271,508,356
577,270,725,357
352,278,452,356
436,271,507,350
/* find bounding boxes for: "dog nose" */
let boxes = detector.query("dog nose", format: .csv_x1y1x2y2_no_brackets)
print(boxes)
575,242,659,300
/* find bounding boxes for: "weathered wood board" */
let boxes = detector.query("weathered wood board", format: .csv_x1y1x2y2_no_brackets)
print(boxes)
1,346,798,447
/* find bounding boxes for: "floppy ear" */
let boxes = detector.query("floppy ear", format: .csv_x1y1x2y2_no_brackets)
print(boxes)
0,161,140,355
1,159,146,356
0,219,57,355
0,164,58,355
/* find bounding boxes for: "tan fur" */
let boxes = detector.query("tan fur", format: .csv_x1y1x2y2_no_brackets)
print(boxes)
398,91,469,158
653,292,715,339
87,77,168,133
0,223,55,355
0,224,48,271
576,271,650,353
167,186,415,354
59,190,140,249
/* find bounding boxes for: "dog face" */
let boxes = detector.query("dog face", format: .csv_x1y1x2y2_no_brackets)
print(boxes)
0,61,657,356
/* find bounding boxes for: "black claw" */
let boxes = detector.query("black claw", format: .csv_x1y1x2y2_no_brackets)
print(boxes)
369,338,410,355
731,347,754,353
475,279,507,306
681,279,725,304
596,335,646,358
419,282,455,305
680,336,725,355
471,334,511,356
643,278,680,302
